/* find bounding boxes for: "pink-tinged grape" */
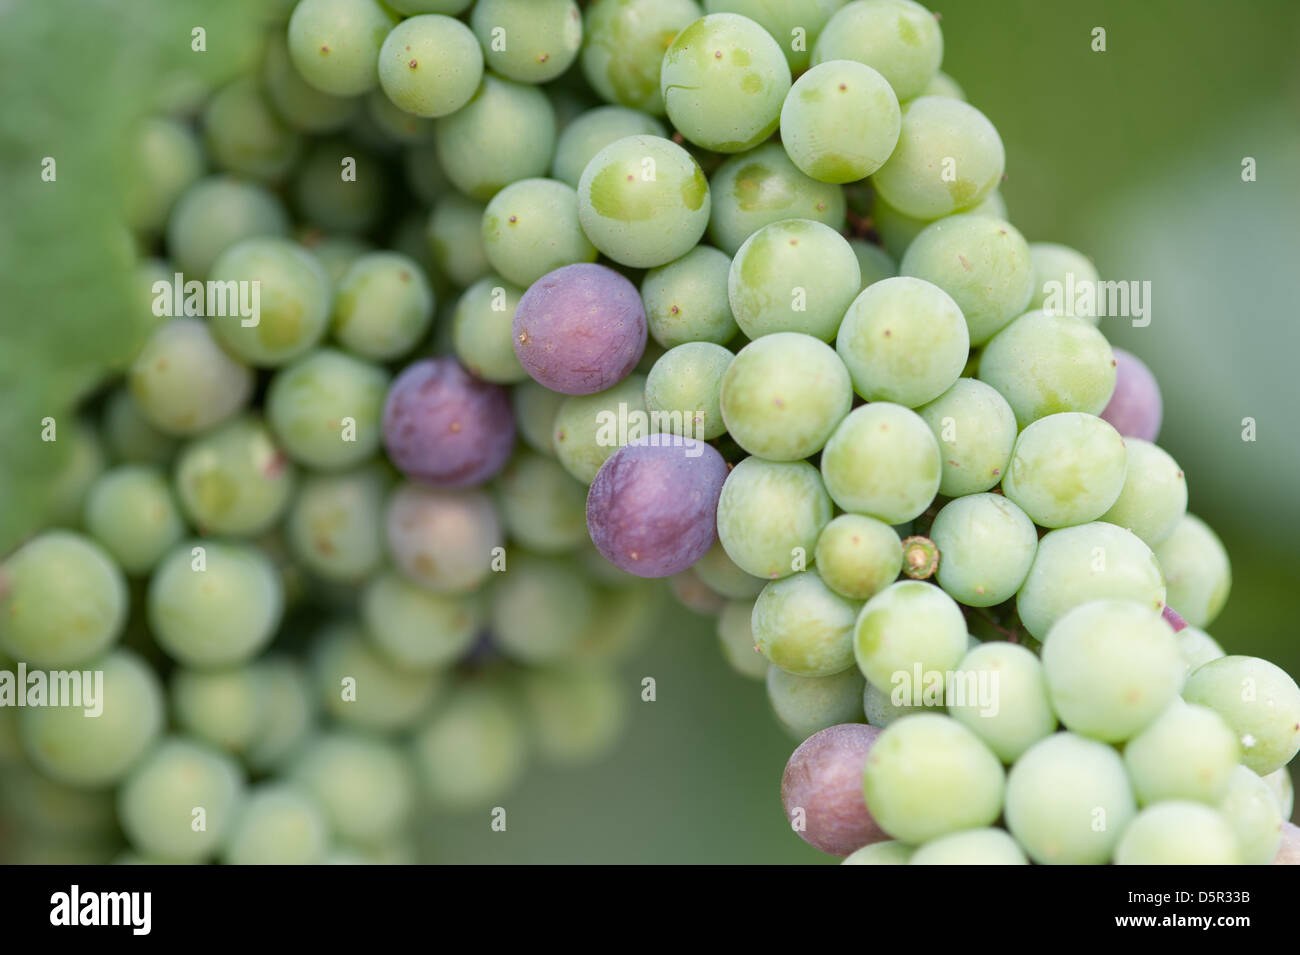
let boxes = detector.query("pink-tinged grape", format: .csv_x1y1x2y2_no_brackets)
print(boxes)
378,15,483,118
471,0,583,84
820,403,940,524
1027,241,1100,322
978,310,1116,429
841,841,914,864
767,665,866,741
720,332,852,460
1151,514,1231,629
1177,626,1225,677
1040,599,1182,743
780,60,900,184
1182,655,1300,776
717,599,768,679
1114,802,1242,865
129,319,255,436
915,378,1017,497
1098,438,1187,546
1001,412,1127,529
1163,604,1188,632
1101,347,1163,442
753,571,861,677
382,357,515,488
813,514,903,602
909,828,1027,865
642,246,739,348
512,263,646,395
434,74,556,200
931,493,1037,607
716,457,833,580
552,105,667,189
1219,765,1284,865
853,580,966,693
862,714,1004,845
482,179,598,287
1123,699,1239,805
586,435,729,578
1004,732,1136,865
947,642,1056,763
287,0,397,97
581,0,702,115
385,482,502,594
811,0,943,101
782,723,887,856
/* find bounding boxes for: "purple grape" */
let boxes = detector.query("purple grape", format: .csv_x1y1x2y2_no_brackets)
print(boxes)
586,435,728,578
382,357,515,488
385,482,502,594
513,263,647,395
781,723,887,857
1101,348,1162,442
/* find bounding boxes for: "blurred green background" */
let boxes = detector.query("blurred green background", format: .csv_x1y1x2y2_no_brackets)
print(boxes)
0,0,1296,863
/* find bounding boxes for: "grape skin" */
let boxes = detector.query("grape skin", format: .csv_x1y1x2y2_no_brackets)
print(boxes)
1182,655,1300,776
716,457,833,580
752,571,861,678
782,723,887,856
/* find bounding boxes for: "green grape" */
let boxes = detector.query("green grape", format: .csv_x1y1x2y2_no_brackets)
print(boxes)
704,0,844,73
915,378,1017,496
1177,626,1225,677
388,0,472,12
813,514,902,601
1152,514,1231,629
520,667,627,765
581,0,702,115
551,105,666,188
83,465,185,575
491,553,594,663
1262,768,1294,819
707,143,846,256
246,657,316,771
673,570,726,615
1114,802,1242,865
862,714,1004,844
1098,439,1187,547
331,251,435,361
293,141,387,233
1182,655,1300,776
849,240,898,291
720,332,852,460
812,0,943,101
166,176,290,279
841,840,914,864
900,215,1034,345
404,140,449,204
129,319,254,437
223,784,329,865
728,219,860,340
572,580,661,665
1003,732,1136,865
909,828,1027,865
1123,700,1239,805
1040,598,1182,742
1001,413,1127,529
512,379,566,456
123,117,204,234
453,276,527,383
361,569,482,670
867,191,930,260
551,374,648,483
1016,523,1165,641
0,531,126,668
692,540,765,599
871,97,1004,220
471,0,582,84
44,420,107,528
427,193,492,287
171,665,270,755
263,33,360,134
978,310,1117,429
102,387,178,466
918,70,964,100
1027,241,1100,319
148,540,283,667
290,732,416,847
117,738,245,862
286,465,388,583
436,74,557,200
766,665,865,740
1219,765,1284,865
207,236,333,367
947,641,1056,763
0,767,116,842
645,342,732,441
853,580,966,693
642,246,738,347
660,13,792,153
202,77,301,183
835,276,968,407
385,483,502,594
20,649,164,789
287,0,396,97
312,621,442,731
820,403,940,523
716,457,832,579
265,348,389,470
577,134,710,268
365,81,438,145
412,684,528,810
482,178,598,286
717,599,768,679
303,231,374,286
780,60,900,183
930,493,1037,607
378,14,483,118
752,571,860,677
494,449,588,553
174,415,296,536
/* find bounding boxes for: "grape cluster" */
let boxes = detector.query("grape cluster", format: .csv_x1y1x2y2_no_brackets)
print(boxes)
2,0,1296,866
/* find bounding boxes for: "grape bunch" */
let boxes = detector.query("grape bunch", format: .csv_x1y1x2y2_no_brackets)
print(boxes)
2,0,1296,867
